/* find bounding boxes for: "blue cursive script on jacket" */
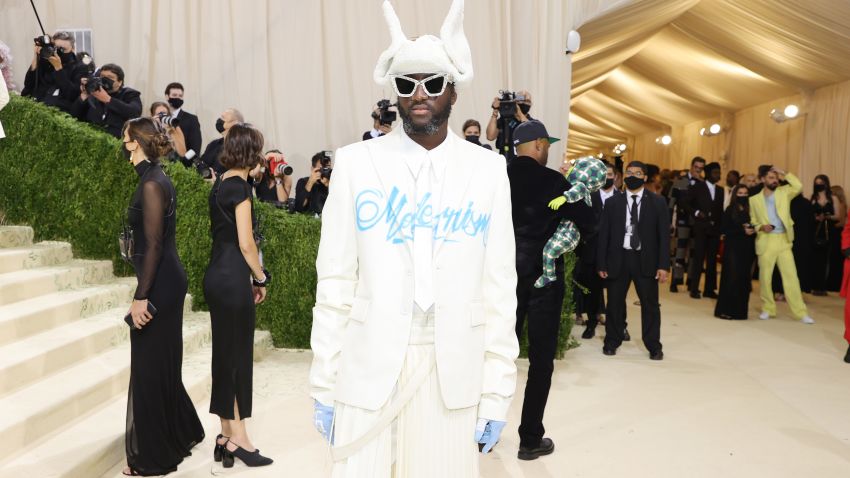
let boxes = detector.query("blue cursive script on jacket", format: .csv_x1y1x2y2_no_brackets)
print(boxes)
355,187,491,245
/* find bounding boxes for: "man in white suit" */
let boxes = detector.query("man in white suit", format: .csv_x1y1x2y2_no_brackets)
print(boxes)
309,1,519,476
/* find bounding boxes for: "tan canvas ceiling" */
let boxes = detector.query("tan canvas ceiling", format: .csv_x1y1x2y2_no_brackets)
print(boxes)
568,0,850,158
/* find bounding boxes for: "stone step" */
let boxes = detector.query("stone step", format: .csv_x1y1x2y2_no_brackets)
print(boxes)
0,259,114,306
0,313,214,463
0,226,34,248
0,279,136,347
0,330,273,478
0,241,73,274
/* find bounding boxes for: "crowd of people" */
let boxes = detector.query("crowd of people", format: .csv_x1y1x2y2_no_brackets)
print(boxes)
3,11,850,476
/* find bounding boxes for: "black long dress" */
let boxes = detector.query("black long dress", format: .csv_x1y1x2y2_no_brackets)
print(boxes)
714,203,756,320
204,176,257,419
126,160,204,476
811,199,834,292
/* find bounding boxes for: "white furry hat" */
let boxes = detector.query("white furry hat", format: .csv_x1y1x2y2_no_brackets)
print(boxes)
374,0,474,88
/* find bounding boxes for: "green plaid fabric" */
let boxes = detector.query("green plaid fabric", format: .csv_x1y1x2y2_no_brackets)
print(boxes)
535,158,608,288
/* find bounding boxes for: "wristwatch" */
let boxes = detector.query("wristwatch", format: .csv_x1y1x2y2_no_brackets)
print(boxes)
253,268,272,287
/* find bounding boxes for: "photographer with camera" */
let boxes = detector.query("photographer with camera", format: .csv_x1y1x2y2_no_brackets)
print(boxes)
362,99,396,141
294,151,331,215
163,82,202,164
150,101,192,165
71,63,142,138
252,150,293,205
198,108,243,180
486,90,533,161
22,31,89,113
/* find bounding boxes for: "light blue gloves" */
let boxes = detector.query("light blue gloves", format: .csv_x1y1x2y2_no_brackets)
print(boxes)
475,418,506,454
313,401,334,444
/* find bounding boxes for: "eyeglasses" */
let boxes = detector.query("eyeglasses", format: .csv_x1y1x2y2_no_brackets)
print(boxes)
624,171,645,178
390,74,451,98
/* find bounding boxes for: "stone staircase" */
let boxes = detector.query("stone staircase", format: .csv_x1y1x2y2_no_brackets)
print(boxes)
0,226,273,477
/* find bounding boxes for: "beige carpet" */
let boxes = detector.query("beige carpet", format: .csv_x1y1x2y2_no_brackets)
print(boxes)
104,285,850,477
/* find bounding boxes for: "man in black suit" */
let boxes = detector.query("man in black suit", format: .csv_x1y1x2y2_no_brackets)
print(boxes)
577,160,615,339
507,120,594,460
71,63,142,138
597,160,670,360
164,82,202,164
685,161,724,299
668,156,705,292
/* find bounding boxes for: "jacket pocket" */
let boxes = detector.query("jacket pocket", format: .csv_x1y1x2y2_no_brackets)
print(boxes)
348,297,371,323
469,302,487,327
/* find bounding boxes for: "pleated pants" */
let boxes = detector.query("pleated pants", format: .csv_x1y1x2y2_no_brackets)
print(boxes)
332,310,480,478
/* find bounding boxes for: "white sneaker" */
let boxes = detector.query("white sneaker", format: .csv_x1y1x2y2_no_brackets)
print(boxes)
801,316,815,324
759,312,771,320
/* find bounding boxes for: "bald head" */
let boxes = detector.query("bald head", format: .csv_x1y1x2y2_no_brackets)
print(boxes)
220,108,244,134
516,138,550,167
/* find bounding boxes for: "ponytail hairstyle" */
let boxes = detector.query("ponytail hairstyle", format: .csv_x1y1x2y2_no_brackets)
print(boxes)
122,117,173,162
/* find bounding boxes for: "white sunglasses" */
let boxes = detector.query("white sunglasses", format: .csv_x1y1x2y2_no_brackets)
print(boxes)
390,74,452,97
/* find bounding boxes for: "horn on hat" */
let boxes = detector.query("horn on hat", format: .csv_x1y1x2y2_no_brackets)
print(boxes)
374,0,409,86
439,0,473,86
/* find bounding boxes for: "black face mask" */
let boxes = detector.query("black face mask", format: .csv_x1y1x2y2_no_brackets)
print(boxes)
215,118,225,134
603,178,614,190
465,135,481,145
814,184,826,193
736,196,749,206
624,176,645,191
519,103,531,115
58,49,75,64
168,97,184,110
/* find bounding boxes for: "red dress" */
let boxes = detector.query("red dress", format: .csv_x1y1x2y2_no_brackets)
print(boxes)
841,210,850,343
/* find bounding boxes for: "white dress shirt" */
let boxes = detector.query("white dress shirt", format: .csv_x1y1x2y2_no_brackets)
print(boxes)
624,188,644,250
600,187,615,206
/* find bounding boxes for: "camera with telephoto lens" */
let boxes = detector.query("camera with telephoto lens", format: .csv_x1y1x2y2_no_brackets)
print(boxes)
498,90,527,119
156,112,180,128
268,154,293,176
85,74,114,94
376,99,397,126
34,34,55,59
320,151,332,179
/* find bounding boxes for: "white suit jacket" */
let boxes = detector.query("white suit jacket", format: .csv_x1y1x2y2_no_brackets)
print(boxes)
309,128,519,421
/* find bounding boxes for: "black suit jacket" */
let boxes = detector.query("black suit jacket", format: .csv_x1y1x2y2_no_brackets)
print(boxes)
507,156,595,278
576,191,604,265
70,86,143,138
176,110,202,159
597,189,671,278
686,181,724,235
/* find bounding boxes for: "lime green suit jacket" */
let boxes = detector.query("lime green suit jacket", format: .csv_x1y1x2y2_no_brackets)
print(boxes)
748,173,802,255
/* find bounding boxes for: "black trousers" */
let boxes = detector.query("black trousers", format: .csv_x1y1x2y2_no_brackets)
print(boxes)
515,273,565,448
689,230,719,293
604,250,662,354
575,260,603,327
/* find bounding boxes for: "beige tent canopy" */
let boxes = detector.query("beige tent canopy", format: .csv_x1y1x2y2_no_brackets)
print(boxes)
567,0,850,191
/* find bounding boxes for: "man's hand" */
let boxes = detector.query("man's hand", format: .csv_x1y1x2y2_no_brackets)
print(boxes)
91,87,111,104
306,167,322,189
515,103,529,123
253,286,267,304
548,196,567,210
47,53,62,70
129,299,153,329
313,401,334,443
475,419,506,454
30,45,41,70
378,123,392,134
760,224,775,233
598,270,609,279
79,77,90,100
655,269,669,283
491,96,500,110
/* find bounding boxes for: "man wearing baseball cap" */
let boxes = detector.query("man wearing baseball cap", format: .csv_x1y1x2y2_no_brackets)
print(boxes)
507,119,595,460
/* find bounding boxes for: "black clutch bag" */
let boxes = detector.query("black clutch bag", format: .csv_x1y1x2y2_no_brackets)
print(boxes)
124,301,158,328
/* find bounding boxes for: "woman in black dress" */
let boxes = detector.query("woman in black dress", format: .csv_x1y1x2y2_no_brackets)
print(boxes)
203,123,273,468
122,118,204,476
715,185,757,320
811,175,837,295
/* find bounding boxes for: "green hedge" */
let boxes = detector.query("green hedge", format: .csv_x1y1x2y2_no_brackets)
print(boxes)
0,95,576,355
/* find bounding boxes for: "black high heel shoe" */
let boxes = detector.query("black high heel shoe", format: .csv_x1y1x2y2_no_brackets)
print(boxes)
213,434,230,462
222,439,273,468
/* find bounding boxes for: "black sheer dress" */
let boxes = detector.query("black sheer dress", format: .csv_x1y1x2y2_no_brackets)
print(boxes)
125,160,204,475
811,199,834,292
204,176,257,419
715,202,756,320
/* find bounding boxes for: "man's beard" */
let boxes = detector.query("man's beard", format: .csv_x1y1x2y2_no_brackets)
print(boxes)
399,102,452,136
766,182,779,191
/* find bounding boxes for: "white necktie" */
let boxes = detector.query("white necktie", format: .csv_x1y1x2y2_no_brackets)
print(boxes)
414,157,434,311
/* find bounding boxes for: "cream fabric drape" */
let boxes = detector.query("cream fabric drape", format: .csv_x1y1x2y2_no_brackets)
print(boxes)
2,0,624,175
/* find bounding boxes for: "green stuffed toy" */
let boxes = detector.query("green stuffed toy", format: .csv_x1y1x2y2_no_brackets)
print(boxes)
534,157,608,288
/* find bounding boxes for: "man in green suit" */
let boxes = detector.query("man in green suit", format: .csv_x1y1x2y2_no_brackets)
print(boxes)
749,166,814,324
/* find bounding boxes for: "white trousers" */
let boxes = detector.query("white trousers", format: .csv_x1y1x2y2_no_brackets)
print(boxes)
332,310,480,478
